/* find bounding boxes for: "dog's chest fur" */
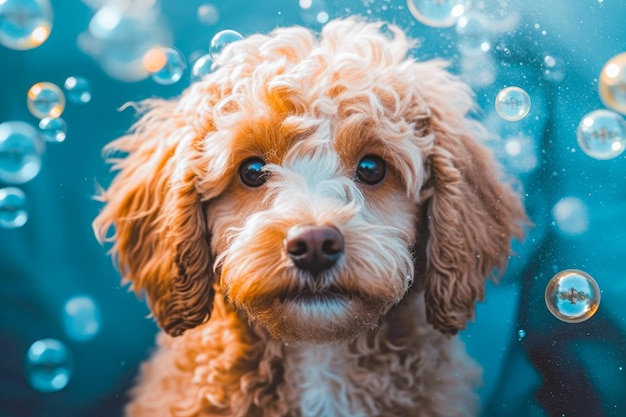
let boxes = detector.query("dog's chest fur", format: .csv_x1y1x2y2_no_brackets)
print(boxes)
283,343,366,417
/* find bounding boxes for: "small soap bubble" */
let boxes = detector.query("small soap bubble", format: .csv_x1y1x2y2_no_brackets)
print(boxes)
545,269,601,323
64,76,92,104
144,46,186,85
0,187,28,228
501,134,538,174
542,54,565,83
299,0,330,26
191,53,215,81
0,0,53,50
576,109,626,160
495,86,531,121
0,121,45,184
599,52,626,115
552,197,589,236
407,0,469,28
456,12,491,55
63,295,102,342
27,82,65,119
39,117,67,143
197,3,219,25
209,29,246,66
25,338,72,392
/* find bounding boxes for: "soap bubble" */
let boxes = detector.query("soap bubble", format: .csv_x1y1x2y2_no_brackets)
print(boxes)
191,53,215,81
552,197,589,236
545,269,601,323
599,52,626,115
64,76,92,104
542,54,565,83
456,12,491,55
63,295,102,342
576,109,626,160
0,121,45,184
144,46,186,85
0,187,28,228
495,86,531,121
39,117,67,143
299,0,330,26
407,0,469,28
78,3,171,82
25,338,73,392
0,0,53,50
27,82,65,119
197,3,219,25
500,134,538,174
209,29,246,67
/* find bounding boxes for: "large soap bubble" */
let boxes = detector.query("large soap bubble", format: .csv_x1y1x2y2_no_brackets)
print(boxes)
599,52,626,115
0,121,45,184
576,109,626,160
545,269,601,323
0,0,52,50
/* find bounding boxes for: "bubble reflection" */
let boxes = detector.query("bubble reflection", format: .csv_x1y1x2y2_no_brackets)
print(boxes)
545,269,601,323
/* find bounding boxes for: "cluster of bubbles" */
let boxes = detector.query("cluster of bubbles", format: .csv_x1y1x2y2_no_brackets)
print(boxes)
0,75,91,228
402,1,617,324
23,294,102,392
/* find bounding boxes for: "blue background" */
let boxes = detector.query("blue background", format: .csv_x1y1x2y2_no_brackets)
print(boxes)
1,1,625,416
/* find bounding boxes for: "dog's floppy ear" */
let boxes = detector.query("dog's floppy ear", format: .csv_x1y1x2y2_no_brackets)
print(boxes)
415,61,527,335
93,99,214,337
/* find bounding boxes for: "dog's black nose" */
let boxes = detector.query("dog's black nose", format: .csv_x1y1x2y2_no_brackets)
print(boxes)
285,225,344,277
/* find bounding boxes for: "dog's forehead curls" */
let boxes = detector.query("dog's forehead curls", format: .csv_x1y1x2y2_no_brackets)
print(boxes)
94,18,527,343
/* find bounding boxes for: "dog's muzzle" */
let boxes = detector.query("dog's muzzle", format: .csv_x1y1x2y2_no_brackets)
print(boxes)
284,225,344,277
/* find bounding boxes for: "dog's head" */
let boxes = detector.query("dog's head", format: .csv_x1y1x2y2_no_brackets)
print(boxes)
94,19,526,343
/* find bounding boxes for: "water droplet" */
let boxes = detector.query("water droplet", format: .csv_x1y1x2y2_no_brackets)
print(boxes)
39,117,67,143
599,52,626,115
25,338,73,392
552,197,589,236
495,86,531,121
144,46,186,85
0,0,52,50
64,76,92,104
545,269,601,323
209,29,245,66
407,0,469,28
63,295,102,342
0,187,28,228
191,53,215,81
27,82,65,119
197,3,219,25
0,121,45,184
576,109,626,160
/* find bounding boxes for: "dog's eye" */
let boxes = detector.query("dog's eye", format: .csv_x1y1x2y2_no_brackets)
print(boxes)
239,157,268,187
356,155,386,185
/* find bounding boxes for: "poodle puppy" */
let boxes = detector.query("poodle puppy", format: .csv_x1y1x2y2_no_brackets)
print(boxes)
94,18,527,417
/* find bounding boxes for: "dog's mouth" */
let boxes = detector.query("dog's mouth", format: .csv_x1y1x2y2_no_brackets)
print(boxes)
279,286,350,304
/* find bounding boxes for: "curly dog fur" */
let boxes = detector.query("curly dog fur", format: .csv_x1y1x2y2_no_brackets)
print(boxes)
94,18,527,417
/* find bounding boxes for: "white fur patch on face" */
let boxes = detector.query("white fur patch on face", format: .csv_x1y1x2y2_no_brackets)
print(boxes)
210,109,420,343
